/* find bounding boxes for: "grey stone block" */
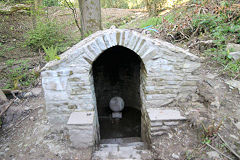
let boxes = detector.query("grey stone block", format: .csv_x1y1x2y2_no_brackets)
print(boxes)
147,109,186,121
68,127,94,149
67,111,94,125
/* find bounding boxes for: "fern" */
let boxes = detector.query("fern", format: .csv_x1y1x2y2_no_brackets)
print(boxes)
42,45,60,62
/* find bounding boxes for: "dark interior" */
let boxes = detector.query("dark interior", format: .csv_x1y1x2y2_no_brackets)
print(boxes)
92,45,142,139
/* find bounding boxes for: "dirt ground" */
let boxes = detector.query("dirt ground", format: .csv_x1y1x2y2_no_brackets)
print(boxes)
0,86,93,160
0,6,240,160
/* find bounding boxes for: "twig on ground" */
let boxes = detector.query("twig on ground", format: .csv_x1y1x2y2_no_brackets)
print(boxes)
233,73,240,80
190,25,199,38
218,133,240,159
179,31,189,40
205,143,234,160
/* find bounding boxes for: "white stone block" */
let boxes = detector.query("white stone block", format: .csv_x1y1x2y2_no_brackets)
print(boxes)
146,99,174,107
68,127,94,148
44,90,68,101
164,121,179,126
67,111,94,125
147,109,186,121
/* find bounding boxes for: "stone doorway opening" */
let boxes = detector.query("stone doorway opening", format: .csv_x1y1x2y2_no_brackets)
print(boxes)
92,45,143,140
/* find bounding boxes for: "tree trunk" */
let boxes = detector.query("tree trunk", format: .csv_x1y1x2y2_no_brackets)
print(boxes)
78,0,102,38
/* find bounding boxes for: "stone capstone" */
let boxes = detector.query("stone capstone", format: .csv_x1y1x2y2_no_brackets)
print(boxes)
147,109,186,121
145,108,186,141
67,111,94,125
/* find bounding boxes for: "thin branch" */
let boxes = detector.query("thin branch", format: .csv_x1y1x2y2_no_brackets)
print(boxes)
205,143,234,160
218,133,240,159
63,0,82,34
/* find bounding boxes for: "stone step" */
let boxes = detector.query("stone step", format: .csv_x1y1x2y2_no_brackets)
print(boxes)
100,137,141,144
99,142,145,149
92,138,152,160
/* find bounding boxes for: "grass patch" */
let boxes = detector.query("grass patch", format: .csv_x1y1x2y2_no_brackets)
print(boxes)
5,59,15,66
206,48,240,77
3,59,38,89
103,15,133,29
139,17,162,28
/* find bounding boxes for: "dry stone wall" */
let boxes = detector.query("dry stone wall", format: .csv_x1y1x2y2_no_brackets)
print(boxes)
41,29,201,151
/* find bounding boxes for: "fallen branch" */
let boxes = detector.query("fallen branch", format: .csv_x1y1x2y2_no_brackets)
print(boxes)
205,143,234,160
1,89,21,95
190,25,200,39
0,4,30,15
0,100,14,117
218,133,240,159
188,40,215,49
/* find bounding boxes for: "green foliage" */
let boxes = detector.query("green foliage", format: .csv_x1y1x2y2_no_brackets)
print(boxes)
101,0,129,8
205,47,240,77
5,59,37,89
0,45,16,57
146,0,188,16
42,45,60,62
43,0,59,7
190,7,240,77
163,13,176,24
192,13,224,33
202,137,211,144
25,20,65,51
140,17,162,28
6,59,15,66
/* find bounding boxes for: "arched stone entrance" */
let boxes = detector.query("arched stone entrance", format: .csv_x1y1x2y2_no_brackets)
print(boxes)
41,29,201,153
92,45,143,139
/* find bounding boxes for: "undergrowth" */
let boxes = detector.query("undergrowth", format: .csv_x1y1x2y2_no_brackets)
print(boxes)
140,0,240,78
25,19,66,51
3,59,38,89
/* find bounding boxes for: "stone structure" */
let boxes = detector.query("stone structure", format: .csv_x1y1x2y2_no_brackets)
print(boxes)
41,29,201,154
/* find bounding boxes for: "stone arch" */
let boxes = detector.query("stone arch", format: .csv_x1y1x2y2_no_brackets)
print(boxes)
41,29,201,150
42,29,199,72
